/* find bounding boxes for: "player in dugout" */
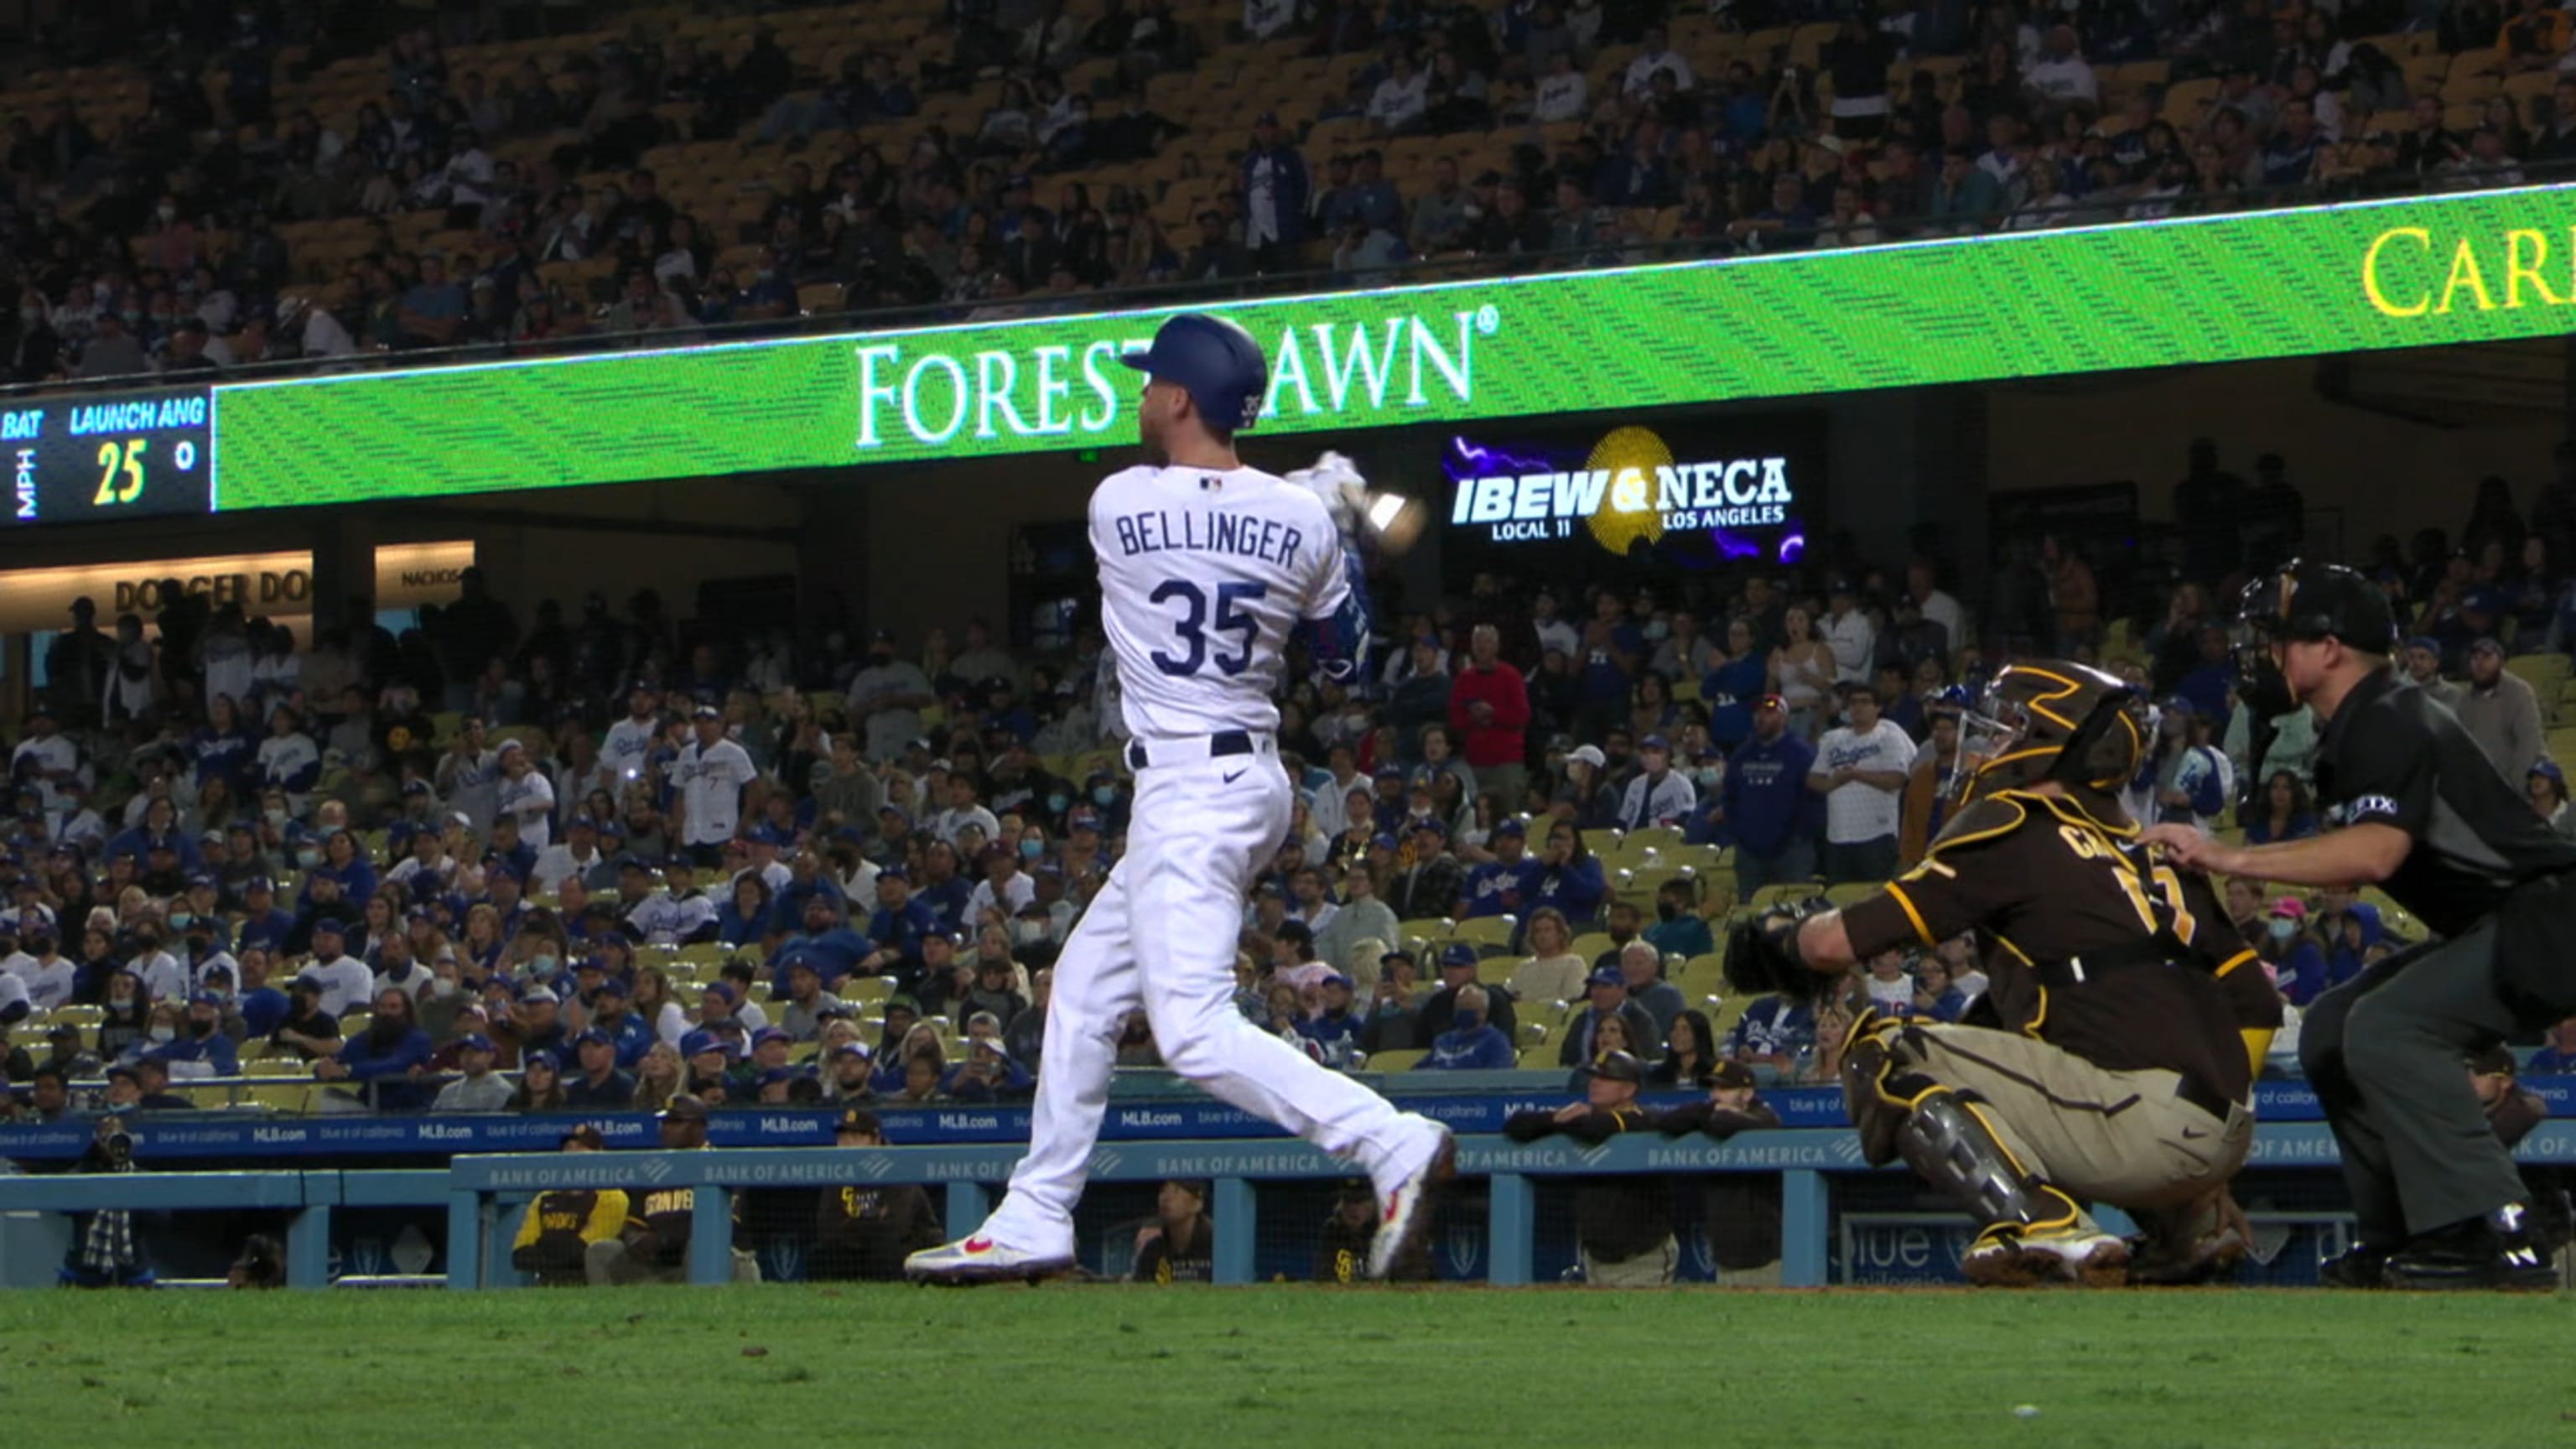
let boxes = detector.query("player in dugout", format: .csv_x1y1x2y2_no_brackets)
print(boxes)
1725,662,2281,1286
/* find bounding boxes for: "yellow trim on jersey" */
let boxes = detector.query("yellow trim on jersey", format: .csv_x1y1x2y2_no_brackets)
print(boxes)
1924,796,2031,858
1883,882,1939,948
2214,948,2257,979
2240,1028,2276,1082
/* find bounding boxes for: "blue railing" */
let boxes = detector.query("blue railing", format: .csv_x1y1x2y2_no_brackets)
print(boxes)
8,1119,2573,1290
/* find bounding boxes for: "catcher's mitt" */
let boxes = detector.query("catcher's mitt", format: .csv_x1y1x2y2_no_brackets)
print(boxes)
1722,902,1829,1003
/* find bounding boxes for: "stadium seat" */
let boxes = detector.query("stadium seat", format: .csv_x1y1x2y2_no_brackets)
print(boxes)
840,976,897,1008
1675,953,1731,1000
246,1058,312,1078
247,1084,314,1114
1448,916,1519,952
1568,932,1615,962
1395,918,1452,946
1824,882,1878,909
1365,1048,1426,1072
1519,1021,1551,1048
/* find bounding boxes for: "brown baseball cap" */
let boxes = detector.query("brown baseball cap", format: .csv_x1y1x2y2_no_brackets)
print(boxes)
659,1094,711,1123
1711,1061,1758,1091
560,1123,606,1149
835,1107,882,1136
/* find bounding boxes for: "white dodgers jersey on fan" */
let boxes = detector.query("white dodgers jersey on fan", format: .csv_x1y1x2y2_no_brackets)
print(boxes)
1091,463,1347,740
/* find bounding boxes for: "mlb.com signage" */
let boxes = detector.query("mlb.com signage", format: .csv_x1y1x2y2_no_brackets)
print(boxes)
850,308,1497,449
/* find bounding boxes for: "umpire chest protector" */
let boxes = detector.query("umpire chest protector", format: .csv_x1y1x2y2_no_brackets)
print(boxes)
2311,666,2576,1013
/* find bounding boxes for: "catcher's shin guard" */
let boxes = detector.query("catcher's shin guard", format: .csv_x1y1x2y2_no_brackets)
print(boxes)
1891,1085,2084,1237
1837,1010,1911,1166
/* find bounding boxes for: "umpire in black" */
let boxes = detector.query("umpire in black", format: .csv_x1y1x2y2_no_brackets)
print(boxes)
2147,560,2569,1290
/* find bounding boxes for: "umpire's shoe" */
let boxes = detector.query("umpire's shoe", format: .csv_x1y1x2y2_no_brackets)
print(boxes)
2381,1204,2559,1291
2317,1243,2395,1290
904,1234,1075,1286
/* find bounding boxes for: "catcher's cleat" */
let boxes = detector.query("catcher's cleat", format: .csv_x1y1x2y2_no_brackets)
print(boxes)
1964,1223,2132,1288
903,1233,1074,1286
2127,1187,2253,1285
1367,1120,1455,1280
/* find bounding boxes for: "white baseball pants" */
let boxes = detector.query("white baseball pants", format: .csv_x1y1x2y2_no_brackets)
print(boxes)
980,738,1440,1254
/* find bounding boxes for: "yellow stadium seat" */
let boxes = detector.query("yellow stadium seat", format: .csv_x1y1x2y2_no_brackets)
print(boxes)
1749,882,1825,912
840,976,896,1008
1395,918,1452,945
1365,1048,1426,1072
248,1083,314,1114
1568,932,1615,963
245,1058,312,1078
1448,916,1519,952
1824,882,1879,908
1519,1020,1552,1048
1675,953,1731,1000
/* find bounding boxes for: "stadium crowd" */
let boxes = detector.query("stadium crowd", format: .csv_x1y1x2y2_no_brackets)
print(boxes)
7,434,2576,1126
7,0,2576,385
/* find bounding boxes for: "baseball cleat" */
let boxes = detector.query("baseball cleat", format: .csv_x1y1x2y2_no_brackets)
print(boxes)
2380,1208,2560,1291
1963,1224,2131,1288
904,1233,1074,1285
1367,1121,1455,1280
2317,1244,2394,1290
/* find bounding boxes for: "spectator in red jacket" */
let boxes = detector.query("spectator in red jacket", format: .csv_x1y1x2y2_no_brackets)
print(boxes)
1449,624,1532,813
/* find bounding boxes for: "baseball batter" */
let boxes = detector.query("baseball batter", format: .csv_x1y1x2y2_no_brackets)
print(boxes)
906,314,1453,1285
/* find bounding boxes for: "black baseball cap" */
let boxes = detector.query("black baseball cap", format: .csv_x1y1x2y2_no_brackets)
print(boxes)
1584,1049,1645,1084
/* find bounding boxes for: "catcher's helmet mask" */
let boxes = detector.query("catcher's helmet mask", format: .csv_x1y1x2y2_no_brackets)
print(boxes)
1954,662,2149,808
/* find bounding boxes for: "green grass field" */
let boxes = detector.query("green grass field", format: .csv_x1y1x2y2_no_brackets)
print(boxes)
4,1287,2571,1448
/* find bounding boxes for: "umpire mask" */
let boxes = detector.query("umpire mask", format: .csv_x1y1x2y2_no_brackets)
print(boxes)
2231,560,2400,719
1954,662,2149,808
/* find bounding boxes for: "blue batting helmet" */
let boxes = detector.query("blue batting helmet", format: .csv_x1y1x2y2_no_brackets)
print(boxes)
1119,313,1267,434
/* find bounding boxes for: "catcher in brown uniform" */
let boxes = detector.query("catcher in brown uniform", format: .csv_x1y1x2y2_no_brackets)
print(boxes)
1726,662,2283,1285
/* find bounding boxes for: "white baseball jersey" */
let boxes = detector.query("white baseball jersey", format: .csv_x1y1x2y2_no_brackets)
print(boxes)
603,715,660,782
1090,463,1347,740
676,737,757,846
497,770,557,852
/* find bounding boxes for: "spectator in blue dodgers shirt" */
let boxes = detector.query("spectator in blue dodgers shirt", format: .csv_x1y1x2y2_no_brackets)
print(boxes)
1458,817,1540,920
1725,990,1817,1076
1560,966,1663,1067
1720,695,1820,896
1810,685,1914,886
1617,733,1696,831
859,866,939,984
1526,818,1606,925
1295,974,1365,1067
782,878,872,978
2151,699,2230,837
313,987,434,1111
157,992,242,1079
2527,1016,2576,1075
1413,984,1516,1070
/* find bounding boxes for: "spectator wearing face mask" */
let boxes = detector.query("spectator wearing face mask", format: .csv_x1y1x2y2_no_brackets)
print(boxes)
1413,982,1515,1069
157,992,242,1078
2257,897,2329,1006
1643,876,1713,958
